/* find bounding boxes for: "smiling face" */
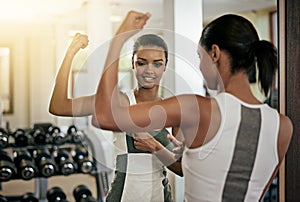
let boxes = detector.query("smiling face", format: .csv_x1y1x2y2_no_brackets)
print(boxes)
133,45,167,89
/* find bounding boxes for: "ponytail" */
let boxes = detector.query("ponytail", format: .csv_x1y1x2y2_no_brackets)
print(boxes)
252,40,278,96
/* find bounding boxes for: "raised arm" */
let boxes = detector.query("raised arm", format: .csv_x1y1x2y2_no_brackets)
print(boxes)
49,33,94,117
92,11,196,133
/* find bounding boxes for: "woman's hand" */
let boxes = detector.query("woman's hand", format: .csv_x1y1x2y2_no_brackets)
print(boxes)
67,33,89,56
115,11,151,37
133,132,161,153
168,134,184,159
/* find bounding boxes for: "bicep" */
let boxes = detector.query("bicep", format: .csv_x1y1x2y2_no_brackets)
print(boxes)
118,95,198,132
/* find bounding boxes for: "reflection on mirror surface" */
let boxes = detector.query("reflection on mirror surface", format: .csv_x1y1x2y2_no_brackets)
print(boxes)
0,47,12,114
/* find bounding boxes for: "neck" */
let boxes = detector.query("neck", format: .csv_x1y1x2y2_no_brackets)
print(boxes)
134,86,160,103
225,71,261,104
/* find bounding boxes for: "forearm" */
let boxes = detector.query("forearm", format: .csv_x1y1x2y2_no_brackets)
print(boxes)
49,52,75,116
93,38,124,129
92,11,151,130
153,144,183,176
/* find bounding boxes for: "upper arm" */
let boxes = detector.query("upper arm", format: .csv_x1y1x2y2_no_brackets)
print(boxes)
277,114,293,163
72,95,95,116
94,94,201,133
50,95,95,117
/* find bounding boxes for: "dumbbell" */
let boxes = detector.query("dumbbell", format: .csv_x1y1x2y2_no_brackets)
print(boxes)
21,192,39,202
13,149,37,180
48,126,66,145
0,195,8,202
33,148,56,177
73,184,97,202
72,146,93,174
0,128,9,148
54,149,76,175
13,129,33,147
0,150,16,181
47,186,69,202
67,125,84,144
30,127,50,145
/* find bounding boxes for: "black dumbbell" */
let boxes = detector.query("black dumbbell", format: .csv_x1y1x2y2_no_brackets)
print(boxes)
30,127,50,145
0,194,8,202
13,149,37,180
54,149,76,175
72,147,93,174
48,126,66,145
73,184,97,202
47,187,69,202
67,125,84,143
21,192,39,202
0,128,9,148
0,150,16,181
13,129,33,147
33,148,56,177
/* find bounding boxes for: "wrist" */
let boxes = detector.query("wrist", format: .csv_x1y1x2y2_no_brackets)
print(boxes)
153,142,163,154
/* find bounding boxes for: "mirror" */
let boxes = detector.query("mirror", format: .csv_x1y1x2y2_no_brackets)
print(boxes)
0,46,12,114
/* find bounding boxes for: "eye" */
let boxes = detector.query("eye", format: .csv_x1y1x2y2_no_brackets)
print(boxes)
136,61,147,66
153,62,163,68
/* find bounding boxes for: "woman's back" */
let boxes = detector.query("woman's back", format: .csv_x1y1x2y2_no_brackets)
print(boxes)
182,92,279,202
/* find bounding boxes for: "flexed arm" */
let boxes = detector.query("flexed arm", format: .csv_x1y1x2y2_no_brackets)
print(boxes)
49,33,94,117
92,10,199,137
92,11,159,131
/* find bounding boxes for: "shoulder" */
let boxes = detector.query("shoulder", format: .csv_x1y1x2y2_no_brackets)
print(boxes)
170,94,212,115
175,94,215,122
278,114,293,140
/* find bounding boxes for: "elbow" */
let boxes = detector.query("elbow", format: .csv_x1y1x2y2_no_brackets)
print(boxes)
177,170,184,177
48,99,73,116
173,167,183,177
93,98,120,130
48,104,59,116
48,104,71,117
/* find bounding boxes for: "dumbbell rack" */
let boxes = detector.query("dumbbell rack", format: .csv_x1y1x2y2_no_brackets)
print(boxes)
0,123,109,202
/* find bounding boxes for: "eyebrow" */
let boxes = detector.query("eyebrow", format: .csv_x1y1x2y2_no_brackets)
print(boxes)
136,57,164,62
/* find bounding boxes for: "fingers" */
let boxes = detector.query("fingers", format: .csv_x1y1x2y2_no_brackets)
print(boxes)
167,134,183,147
131,11,151,27
71,33,89,50
116,10,151,36
133,132,152,140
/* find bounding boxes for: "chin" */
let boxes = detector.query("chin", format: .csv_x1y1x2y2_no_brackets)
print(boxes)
140,83,157,89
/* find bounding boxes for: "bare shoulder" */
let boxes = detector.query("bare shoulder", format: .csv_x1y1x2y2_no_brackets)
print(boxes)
279,114,293,138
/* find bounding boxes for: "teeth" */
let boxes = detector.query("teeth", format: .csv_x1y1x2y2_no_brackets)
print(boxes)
144,77,155,81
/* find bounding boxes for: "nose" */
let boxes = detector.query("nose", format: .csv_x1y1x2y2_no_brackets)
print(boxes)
145,63,155,73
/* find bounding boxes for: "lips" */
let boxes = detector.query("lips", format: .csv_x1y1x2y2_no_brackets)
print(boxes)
143,76,156,82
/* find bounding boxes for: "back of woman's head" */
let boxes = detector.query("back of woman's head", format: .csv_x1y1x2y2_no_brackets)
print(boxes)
132,34,168,64
200,14,277,96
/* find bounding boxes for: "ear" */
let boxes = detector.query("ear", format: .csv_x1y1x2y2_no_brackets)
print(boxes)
211,44,220,63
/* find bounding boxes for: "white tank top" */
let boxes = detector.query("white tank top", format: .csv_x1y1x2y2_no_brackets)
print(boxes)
182,92,279,202
109,90,171,202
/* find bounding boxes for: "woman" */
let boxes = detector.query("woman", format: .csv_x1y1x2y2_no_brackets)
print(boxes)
49,32,179,201
92,11,293,201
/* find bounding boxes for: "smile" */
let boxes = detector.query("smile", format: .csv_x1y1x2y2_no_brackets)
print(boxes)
143,76,156,82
